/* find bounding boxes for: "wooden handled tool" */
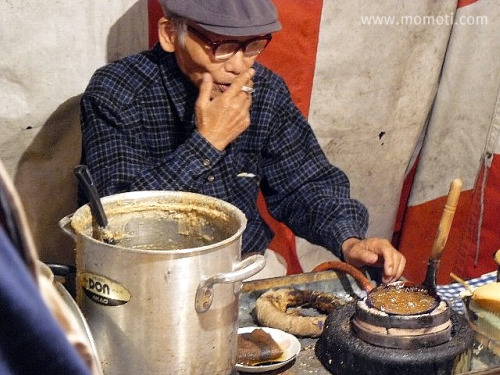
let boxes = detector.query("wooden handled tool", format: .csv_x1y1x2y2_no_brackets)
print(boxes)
423,178,462,291
430,178,463,260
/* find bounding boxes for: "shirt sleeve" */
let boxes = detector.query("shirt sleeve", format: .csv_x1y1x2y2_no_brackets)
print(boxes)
259,81,369,258
80,93,224,197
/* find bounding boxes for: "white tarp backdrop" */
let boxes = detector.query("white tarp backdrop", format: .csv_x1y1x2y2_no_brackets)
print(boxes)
1,0,498,280
0,0,148,175
310,0,456,237
401,0,500,280
410,0,499,204
1,1,148,264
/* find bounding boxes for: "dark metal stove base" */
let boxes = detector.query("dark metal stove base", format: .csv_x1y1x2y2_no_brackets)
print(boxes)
315,303,474,375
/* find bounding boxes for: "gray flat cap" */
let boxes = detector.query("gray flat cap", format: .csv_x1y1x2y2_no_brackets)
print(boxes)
159,0,282,36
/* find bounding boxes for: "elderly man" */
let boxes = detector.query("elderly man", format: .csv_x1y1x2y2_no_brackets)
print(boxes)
80,0,405,282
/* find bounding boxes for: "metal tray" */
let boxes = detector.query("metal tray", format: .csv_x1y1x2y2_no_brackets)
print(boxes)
238,270,500,375
238,270,362,374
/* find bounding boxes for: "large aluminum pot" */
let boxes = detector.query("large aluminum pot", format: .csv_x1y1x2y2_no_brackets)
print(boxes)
59,191,265,375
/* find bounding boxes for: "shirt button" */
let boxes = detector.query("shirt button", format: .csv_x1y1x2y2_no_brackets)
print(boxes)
202,158,212,167
207,175,215,182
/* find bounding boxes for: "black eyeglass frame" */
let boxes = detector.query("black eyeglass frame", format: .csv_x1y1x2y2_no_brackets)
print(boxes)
187,25,272,61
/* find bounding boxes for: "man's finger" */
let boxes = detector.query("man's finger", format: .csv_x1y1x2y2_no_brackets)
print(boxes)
381,247,405,282
227,68,255,94
197,72,213,106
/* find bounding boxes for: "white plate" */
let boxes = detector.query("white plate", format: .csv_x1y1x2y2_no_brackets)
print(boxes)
236,326,301,373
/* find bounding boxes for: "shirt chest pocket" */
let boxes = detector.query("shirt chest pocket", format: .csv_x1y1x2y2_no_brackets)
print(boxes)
231,151,260,180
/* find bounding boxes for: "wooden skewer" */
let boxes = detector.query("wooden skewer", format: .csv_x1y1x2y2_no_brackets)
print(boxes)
449,272,474,293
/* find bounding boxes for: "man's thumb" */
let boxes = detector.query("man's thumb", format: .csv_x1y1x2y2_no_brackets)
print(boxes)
361,250,378,265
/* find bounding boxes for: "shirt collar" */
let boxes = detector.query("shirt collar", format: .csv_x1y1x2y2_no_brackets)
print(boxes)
153,43,198,124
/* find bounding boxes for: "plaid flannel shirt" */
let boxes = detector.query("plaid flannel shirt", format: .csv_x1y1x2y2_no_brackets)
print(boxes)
80,43,368,256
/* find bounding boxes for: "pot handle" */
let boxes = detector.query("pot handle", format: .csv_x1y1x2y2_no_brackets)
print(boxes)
58,214,76,240
195,254,265,313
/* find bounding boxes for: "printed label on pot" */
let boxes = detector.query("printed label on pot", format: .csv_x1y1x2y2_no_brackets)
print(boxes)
80,272,131,306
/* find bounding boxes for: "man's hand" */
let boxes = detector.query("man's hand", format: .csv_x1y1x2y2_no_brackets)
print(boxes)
341,237,406,283
195,69,255,151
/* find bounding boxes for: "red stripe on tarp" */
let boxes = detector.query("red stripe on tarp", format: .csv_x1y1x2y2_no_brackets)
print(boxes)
400,154,500,283
148,0,163,48
457,0,479,8
255,0,324,273
399,190,472,285
454,158,500,279
146,0,324,274
392,156,419,247
257,0,323,118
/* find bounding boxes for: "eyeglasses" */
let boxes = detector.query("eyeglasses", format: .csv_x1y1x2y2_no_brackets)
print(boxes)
187,25,272,61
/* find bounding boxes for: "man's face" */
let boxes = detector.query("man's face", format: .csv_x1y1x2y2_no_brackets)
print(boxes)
173,26,260,98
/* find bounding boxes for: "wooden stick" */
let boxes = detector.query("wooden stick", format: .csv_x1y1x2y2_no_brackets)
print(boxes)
430,179,463,260
449,272,474,293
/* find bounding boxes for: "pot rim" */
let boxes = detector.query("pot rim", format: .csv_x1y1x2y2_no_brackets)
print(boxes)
70,190,247,255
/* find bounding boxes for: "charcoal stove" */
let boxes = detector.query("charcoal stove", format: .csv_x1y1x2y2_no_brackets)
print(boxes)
352,292,453,350
314,179,476,374
315,302,474,375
